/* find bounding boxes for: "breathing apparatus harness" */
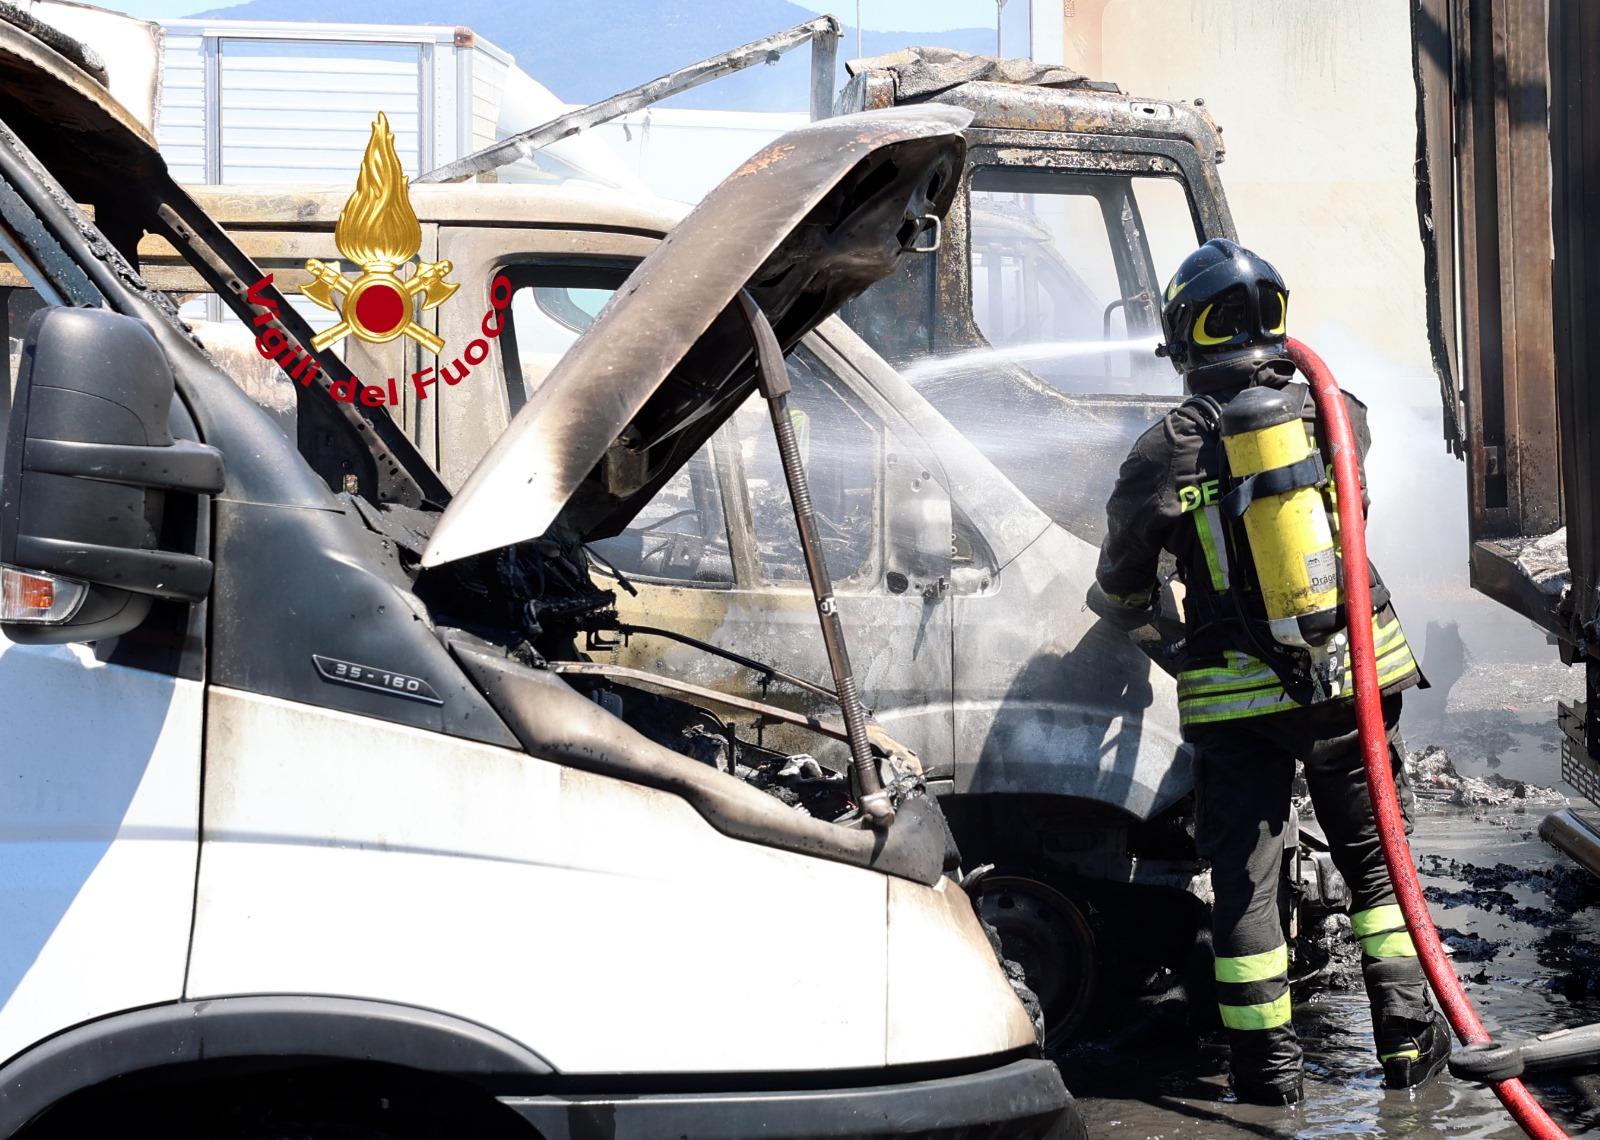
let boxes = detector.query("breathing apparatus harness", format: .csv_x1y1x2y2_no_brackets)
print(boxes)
1177,380,1389,707
1156,238,1388,707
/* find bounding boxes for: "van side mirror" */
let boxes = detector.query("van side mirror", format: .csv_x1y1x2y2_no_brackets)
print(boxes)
0,307,223,645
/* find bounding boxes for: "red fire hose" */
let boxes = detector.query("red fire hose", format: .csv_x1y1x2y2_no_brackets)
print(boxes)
1288,337,1568,1139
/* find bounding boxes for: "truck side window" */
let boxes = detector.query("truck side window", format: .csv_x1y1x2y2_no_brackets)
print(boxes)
506,282,611,403
968,167,1200,396
733,348,879,589
499,269,734,587
587,447,734,586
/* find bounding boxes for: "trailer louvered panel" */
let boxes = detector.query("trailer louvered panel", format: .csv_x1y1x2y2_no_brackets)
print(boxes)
219,40,424,182
156,33,208,183
156,21,516,186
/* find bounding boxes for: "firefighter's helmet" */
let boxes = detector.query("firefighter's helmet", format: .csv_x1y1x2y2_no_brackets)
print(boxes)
1159,239,1290,392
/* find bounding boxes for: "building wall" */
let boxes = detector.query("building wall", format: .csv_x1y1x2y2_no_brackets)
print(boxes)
1064,0,1555,671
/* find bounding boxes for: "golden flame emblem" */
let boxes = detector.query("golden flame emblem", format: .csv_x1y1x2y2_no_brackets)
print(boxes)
301,113,458,352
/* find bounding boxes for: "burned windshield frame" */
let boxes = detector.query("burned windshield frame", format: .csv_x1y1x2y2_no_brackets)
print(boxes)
497,260,632,416
0,165,100,309
965,163,1200,397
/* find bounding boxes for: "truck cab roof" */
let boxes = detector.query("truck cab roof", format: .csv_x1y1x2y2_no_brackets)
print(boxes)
839,45,1225,166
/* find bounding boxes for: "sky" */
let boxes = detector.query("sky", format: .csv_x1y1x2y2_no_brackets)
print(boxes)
107,0,1001,30
797,1,1001,31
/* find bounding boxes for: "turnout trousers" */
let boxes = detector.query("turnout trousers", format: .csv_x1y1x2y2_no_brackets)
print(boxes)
1189,694,1431,1088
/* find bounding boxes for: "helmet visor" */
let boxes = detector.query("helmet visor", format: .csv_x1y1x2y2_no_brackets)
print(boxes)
1193,285,1250,347
1260,283,1288,335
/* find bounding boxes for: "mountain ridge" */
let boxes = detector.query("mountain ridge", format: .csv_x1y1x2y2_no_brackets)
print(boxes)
185,0,994,110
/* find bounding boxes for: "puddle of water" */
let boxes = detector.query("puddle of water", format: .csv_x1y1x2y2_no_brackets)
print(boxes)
1063,807,1600,1138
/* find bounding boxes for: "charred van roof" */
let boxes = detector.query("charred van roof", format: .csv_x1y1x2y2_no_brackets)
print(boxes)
0,17,160,186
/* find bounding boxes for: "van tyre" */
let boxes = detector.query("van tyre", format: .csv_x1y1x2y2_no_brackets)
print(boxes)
973,873,1097,1046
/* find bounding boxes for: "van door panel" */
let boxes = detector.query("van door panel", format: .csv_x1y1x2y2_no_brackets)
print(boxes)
0,641,201,1060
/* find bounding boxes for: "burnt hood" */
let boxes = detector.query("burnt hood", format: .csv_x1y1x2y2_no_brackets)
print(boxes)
421,105,969,567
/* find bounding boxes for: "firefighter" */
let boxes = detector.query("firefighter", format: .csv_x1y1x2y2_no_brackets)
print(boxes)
1088,239,1451,1105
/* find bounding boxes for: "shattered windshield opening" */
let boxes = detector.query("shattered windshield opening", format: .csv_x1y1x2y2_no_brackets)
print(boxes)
883,168,1204,545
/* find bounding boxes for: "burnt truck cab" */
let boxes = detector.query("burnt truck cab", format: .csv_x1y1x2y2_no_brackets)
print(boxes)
829,56,1259,1019
837,51,1235,540
0,18,1086,1139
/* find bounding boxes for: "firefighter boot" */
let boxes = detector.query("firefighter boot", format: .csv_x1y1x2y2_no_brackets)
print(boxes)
1232,1074,1305,1107
1378,1010,1452,1089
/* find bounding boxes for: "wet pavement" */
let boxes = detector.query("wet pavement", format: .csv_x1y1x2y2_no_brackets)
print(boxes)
1062,661,1600,1137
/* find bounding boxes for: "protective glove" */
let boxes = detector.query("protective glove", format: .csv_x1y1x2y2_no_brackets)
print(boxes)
1085,580,1156,632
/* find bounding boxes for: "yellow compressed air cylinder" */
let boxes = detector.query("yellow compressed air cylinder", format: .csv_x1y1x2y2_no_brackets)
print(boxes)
1219,386,1339,639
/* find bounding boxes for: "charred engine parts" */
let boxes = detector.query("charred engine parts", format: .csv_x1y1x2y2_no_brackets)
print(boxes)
583,619,843,707
738,291,894,827
415,532,616,663
600,686,853,819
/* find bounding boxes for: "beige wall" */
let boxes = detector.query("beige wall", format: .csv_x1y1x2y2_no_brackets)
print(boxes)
1067,0,1430,377
1063,0,1556,663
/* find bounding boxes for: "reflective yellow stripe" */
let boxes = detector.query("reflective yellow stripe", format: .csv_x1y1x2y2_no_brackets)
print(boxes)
1350,904,1406,937
1219,993,1293,1031
1339,622,1419,690
1181,686,1286,711
1193,507,1230,591
1215,944,1289,984
1361,931,1418,958
1103,586,1153,608
1381,1046,1421,1062
1182,704,1295,726
1178,663,1279,692
1181,691,1294,721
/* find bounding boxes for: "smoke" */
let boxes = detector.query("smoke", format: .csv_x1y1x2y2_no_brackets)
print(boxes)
1295,319,1559,675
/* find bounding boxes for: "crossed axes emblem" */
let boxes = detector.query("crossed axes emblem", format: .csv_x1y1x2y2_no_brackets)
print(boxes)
302,257,459,355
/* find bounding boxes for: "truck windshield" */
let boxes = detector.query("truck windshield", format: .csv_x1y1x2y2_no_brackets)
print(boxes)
965,166,1200,397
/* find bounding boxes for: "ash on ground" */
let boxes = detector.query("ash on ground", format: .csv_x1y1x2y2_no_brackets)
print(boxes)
1295,910,1362,990
1407,744,1567,808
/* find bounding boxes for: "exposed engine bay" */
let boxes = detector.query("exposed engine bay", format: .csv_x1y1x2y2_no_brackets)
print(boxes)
399,514,908,823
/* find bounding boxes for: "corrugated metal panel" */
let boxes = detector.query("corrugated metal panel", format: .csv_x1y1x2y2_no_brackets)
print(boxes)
157,33,208,183
471,48,508,152
1549,0,1597,632
218,39,423,182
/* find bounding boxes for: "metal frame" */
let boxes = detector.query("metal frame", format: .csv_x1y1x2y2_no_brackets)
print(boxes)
1420,0,1568,637
417,17,843,185
1437,0,1561,543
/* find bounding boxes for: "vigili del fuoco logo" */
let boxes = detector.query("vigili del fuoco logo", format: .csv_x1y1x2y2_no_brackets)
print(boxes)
243,112,512,408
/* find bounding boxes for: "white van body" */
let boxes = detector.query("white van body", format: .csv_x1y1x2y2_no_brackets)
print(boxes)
0,16,1081,1138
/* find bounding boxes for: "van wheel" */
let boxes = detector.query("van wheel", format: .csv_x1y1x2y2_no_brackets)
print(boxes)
975,874,1097,1044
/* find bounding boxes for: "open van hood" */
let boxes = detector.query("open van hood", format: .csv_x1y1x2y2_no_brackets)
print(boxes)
421,106,969,567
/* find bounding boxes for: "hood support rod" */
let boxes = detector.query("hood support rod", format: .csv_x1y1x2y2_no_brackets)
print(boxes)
417,16,842,186
738,293,894,827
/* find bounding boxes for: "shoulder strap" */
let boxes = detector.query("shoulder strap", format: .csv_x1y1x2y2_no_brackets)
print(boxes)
1181,392,1224,433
